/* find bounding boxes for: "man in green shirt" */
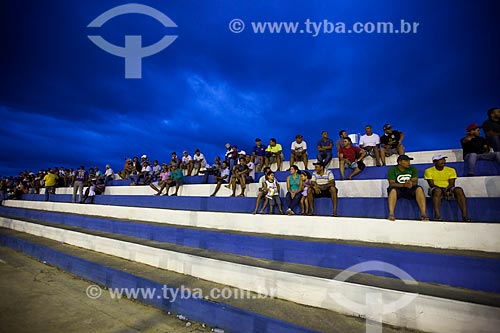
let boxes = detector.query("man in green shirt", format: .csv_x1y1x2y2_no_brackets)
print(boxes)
387,155,428,221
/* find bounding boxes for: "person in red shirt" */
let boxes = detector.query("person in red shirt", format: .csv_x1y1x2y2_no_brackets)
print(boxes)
339,137,367,180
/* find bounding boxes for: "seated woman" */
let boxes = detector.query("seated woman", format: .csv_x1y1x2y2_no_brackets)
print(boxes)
285,165,303,215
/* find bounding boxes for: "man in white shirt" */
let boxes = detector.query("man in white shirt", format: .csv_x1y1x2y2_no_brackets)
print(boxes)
359,125,382,166
290,134,309,169
309,162,338,216
210,161,231,196
245,154,255,181
103,164,114,185
193,149,207,176
181,151,194,176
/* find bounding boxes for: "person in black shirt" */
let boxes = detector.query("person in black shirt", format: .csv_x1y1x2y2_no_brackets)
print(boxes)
460,123,500,176
380,124,405,166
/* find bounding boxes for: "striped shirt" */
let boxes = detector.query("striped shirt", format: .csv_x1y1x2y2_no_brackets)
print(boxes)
312,170,334,185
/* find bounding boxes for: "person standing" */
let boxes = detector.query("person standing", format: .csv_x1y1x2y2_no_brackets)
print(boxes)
43,169,59,202
72,166,88,203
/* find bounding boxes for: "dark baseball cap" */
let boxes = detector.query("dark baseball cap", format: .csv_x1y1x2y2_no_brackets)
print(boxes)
466,123,481,132
397,155,413,162
383,124,392,130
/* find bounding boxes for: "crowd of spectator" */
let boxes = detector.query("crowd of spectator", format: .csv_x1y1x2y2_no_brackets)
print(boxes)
1,108,499,221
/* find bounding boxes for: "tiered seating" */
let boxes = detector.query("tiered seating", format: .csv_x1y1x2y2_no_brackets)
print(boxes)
1,149,499,332
1,200,499,332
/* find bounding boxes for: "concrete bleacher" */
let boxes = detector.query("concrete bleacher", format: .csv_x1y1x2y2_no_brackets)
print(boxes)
1,199,499,332
1,148,500,332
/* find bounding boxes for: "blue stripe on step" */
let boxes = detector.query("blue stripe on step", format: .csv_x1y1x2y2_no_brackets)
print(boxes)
0,233,319,333
1,206,499,294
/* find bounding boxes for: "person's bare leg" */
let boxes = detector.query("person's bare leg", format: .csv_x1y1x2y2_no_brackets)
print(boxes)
230,178,236,196
415,187,427,219
252,193,263,214
290,153,295,167
330,186,338,216
308,191,314,215
303,154,309,170
398,144,405,156
339,159,345,180
388,188,397,220
211,181,222,196
431,188,443,220
277,155,282,171
380,149,387,166
373,146,381,166
239,176,246,196
454,187,468,220
174,183,180,195
348,167,362,180
260,198,269,213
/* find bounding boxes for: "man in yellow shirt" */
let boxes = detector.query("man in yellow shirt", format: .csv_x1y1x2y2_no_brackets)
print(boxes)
424,154,470,222
43,170,59,201
264,138,284,171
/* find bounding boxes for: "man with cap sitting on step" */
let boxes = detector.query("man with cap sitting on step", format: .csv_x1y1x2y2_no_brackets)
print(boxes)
460,123,500,176
387,155,428,221
380,124,405,166
424,154,470,222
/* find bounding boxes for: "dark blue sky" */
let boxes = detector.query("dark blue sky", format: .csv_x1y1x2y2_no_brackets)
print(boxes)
1,0,499,176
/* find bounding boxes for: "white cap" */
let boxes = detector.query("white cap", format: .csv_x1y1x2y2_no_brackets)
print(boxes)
141,154,147,159
238,150,246,155
432,154,447,161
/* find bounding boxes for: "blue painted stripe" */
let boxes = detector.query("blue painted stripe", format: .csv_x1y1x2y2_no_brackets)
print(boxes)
19,194,500,223
0,233,319,333
1,206,499,293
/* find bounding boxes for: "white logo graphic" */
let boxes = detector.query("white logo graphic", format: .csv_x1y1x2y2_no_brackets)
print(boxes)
396,174,411,183
329,261,418,333
87,3,178,79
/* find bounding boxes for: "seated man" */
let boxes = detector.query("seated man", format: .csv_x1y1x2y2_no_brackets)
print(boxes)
229,157,252,197
252,138,267,172
193,149,207,176
482,107,500,152
317,131,334,166
151,160,161,182
424,154,470,222
201,156,222,184
339,137,366,180
308,162,338,216
290,134,309,170
387,155,427,221
164,164,184,196
359,125,382,166
264,138,284,171
103,164,114,185
380,124,405,166
335,130,347,158
460,123,500,176
135,160,153,185
210,161,231,196
181,151,194,176
252,166,271,214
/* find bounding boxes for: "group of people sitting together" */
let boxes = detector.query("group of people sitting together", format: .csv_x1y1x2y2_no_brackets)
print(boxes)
2,107,499,221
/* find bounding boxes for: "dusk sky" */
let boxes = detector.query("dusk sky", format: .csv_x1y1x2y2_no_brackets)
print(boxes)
1,0,499,176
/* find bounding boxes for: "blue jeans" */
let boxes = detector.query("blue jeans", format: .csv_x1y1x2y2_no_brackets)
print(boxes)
45,186,55,201
487,135,500,152
285,192,302,212
317,151,332,166
465,152,500,175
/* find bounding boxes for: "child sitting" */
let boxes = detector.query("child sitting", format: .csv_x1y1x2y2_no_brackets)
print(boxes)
260,171,284,214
